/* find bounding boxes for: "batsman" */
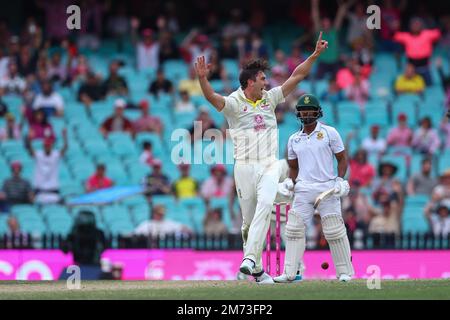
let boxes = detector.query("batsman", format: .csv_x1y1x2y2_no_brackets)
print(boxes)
196,33,328,283
274,94,354,283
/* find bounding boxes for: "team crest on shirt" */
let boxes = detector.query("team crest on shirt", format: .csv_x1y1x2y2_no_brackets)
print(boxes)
243,105,248,112
260,99,270,110
317,132,324,140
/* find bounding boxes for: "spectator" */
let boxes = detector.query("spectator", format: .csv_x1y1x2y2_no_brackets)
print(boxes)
394,17,441,85
181,31,213,65
103,60,128,96
412,117,441,155
133,100,163,135
47,51,67,83
407,158,437,196
425,203,450,237
148,68,173,96
173,163,198,199
77,0,105,51
4,215,29,248
321,78,344,104
348,149,376,188
345,70,369,108
139,141,155,166
178,67,202,97
222,8,250,40
435,57,450,109
136,28,159,72
346,2,374,48
26,130,68,204
100,99,133,137
78,72,106,106
387,113,413,148
269,66,288,90
218,36,239,61
188,108,217,143
134,204,192,237
286,45,305,75
175,90,195,113
106,4,130,52
86,164,114,193
200,164,233,200
203,208,228,236
208,50,229,89
32,80,64,117
16,44,37,77
368,188,402,236
379,0,406,53
431,170,450,203
0,61,26,94
158,30,180,65
342,181,376,232
441,116,450,150
372,162,404,206
395,63,425,95
68,54,92,83
311,0,349,79
0,113,21,141
0,162,33,212
143,159,171,197
242,32,269,61
28,109,55,141
361,125,386,158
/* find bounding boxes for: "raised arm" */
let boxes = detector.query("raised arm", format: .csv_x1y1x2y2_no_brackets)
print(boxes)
311,0,321,32
281,32,328,97
335,150,348,178
60,128,68,156
335,0,354,29
195,56,226,111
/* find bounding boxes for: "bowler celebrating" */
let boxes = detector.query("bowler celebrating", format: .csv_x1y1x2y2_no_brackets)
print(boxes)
274,94,354,283
195,33,328,283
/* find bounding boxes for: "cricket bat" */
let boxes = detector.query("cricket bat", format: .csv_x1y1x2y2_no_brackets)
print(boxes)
313,188,336,209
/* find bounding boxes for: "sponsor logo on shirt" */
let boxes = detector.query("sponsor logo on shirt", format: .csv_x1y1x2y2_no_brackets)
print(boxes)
253,114,266,131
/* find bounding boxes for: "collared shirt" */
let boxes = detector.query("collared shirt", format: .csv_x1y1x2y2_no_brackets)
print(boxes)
222,86,285,162
287,122,344,183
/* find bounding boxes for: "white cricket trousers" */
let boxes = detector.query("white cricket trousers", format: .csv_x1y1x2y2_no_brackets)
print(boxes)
234,158,280,273
292,180,341,224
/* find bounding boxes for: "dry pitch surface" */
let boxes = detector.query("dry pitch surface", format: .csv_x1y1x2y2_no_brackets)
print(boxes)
0,279,449,300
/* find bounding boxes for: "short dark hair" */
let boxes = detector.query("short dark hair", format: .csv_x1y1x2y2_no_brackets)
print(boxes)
239,59,269,89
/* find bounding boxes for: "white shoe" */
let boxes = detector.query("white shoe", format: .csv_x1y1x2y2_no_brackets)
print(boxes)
339,274,352,282
273,273,302,283
239,259,255,275
254,272,274,284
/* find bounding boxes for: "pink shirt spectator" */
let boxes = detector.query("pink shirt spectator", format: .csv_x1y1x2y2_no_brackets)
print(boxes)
29,123,55,140
440,122,450,149
86,175,113,192
133,115,162,134
387,127,413,147
345,79,369,107
200,176,234,199
349,160,376,187
394,29,441,60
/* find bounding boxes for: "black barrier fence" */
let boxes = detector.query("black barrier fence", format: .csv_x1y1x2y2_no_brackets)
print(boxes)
0,232,449,250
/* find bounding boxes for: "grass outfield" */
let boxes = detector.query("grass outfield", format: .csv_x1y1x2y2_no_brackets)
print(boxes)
0,279,449,300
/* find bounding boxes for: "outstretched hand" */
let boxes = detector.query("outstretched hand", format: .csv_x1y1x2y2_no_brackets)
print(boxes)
314,31,328,56
194,56,211,78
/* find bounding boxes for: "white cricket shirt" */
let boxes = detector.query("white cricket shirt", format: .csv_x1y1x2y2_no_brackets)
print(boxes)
287,122,344,183
222,86,285,162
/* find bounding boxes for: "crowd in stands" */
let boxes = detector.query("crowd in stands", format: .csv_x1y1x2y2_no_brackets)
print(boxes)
0,0,449,246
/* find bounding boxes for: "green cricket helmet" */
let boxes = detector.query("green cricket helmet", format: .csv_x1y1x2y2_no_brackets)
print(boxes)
295,94,323,125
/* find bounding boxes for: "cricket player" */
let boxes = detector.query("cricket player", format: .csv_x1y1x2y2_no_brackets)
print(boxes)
274,94,354,283
195,33,328,284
